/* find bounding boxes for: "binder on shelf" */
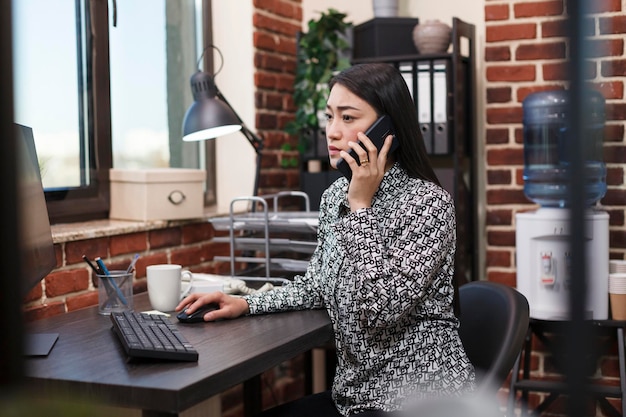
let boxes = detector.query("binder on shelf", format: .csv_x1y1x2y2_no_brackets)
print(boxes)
398,61,451,155
399,63,415,100
432,63,450,155
416,61,451,155
417,64,433,154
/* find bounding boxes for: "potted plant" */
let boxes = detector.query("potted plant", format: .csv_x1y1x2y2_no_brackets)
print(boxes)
286,9,353,160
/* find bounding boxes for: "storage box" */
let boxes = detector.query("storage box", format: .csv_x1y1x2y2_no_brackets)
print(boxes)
353,17,419,60
110,168,205,221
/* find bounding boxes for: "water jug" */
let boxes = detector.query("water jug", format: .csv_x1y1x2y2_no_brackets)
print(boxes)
522,90,606,207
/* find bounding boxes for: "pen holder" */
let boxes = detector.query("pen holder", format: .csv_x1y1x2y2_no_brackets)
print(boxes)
96,270,133,315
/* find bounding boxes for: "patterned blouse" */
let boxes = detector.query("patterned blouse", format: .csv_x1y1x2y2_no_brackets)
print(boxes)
244,163,475,416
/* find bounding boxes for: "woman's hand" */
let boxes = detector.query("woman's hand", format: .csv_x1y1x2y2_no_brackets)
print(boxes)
175,291,250,322
340,133,395,212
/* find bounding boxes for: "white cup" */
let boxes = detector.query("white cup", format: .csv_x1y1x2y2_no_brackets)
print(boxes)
610,260,626,274
146,264,193,312
610,273,626,294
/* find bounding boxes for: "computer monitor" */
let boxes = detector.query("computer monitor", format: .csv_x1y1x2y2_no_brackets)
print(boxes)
15,123,58,356
15,123,57,299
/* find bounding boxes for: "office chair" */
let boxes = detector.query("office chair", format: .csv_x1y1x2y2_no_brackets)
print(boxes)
458,281,530,394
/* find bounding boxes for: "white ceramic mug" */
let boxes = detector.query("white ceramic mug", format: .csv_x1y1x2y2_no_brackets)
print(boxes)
146,264,193,312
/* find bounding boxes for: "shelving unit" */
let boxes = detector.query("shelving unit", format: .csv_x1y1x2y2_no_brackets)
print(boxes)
351,17,478,284
210,191,318,281
508,318,626,417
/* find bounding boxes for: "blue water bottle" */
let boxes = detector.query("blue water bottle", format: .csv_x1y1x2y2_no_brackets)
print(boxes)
522,90,606,207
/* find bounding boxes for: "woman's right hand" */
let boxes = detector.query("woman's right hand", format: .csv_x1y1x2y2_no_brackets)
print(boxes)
345,133,394,212
175,291,250,322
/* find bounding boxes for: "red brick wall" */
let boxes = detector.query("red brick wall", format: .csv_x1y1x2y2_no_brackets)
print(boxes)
485,1,626,414
253,0,302,195
484,0,626,286
22,221,230,321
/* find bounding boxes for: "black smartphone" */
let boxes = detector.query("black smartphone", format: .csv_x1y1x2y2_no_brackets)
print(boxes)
336,115,399,180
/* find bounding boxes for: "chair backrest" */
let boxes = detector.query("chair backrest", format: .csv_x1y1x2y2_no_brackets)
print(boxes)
458,281,530,393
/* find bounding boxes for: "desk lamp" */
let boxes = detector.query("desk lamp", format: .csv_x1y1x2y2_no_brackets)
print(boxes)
182,46,264,196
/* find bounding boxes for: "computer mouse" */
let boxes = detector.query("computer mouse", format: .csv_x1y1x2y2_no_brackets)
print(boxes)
176,303,219,323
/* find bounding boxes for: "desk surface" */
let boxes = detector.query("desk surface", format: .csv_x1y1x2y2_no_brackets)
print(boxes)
25,292,332,415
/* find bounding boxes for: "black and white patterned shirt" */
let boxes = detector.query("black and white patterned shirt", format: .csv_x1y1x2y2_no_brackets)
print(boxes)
244,163,475,415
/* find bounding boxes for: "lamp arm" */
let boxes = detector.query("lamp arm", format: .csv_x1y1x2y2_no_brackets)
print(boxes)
214,86,264,197
215,89,264,154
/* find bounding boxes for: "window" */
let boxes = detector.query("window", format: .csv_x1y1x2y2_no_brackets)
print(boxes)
12,0,215,223
13,0,84,190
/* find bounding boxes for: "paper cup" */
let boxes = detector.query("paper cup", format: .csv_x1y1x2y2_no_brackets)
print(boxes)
611,293,626,320
609,273,626,320
610,260,626,274
609,273,626,293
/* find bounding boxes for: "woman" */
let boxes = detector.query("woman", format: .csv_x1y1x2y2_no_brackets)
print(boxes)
176,63,475,416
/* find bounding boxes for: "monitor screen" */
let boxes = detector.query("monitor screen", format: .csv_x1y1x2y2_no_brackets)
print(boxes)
15,123,56,299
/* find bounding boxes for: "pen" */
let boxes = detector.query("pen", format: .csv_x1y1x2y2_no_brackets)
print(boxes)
82,255,102,275
126,253,140,274
95,257,111,275
96,257,128,306
84,255,114,308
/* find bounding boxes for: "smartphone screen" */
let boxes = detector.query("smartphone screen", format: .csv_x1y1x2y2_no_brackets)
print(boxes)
336,115,399,180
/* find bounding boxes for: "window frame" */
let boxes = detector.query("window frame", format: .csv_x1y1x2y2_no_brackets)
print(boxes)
44,0,216,224
45,0,112,224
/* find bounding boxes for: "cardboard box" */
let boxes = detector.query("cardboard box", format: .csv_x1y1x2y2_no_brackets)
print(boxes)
110,168,205,221
353,17,419,60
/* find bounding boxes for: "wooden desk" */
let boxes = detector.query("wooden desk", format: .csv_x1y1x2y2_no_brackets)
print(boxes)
24,292,333,417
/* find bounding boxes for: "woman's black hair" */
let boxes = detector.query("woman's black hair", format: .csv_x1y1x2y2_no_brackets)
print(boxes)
328,63,440,186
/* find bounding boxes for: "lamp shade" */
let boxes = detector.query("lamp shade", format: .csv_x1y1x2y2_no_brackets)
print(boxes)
182,70,242,142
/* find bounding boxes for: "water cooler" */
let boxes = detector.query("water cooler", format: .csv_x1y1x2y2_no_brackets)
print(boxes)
515,90,609,320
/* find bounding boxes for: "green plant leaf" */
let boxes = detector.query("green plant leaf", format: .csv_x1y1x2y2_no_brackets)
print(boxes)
290,8,353,151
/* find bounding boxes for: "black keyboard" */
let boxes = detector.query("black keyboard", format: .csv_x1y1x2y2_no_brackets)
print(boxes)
110,311,199,362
